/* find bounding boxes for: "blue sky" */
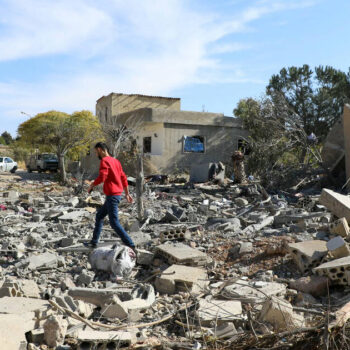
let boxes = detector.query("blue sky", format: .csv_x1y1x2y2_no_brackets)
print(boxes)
0,0,349,135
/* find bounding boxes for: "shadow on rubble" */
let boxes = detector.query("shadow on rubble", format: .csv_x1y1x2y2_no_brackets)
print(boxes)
11,170,56,182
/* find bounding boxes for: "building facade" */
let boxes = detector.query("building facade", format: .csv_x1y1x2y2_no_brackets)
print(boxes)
83,93,248,176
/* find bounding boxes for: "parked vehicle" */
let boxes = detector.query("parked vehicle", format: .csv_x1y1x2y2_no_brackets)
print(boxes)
0,156,18,173
26,153,59,173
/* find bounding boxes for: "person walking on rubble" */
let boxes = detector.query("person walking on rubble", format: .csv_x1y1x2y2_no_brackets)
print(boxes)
84,142,136,251
232,150,247,184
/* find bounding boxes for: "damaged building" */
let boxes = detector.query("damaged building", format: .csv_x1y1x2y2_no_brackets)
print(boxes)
82,93,248,176
321,103,350,189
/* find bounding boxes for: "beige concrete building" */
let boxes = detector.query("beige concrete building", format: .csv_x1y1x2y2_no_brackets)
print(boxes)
320,104,350,189
96,93,181,125
344,104,350,189
84,93,248,176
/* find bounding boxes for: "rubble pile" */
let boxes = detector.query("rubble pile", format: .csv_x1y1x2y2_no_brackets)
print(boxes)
2,174,350,349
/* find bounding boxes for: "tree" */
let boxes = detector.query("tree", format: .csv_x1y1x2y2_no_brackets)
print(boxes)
1,131,13,145
267,65,350,140
101,114,141,157
18,110,102,183
234,95,322,189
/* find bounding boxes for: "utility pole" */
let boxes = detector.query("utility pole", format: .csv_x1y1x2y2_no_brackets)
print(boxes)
135,151,144,222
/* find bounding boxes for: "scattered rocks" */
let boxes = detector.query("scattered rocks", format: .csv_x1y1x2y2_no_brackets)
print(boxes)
1,172,350,349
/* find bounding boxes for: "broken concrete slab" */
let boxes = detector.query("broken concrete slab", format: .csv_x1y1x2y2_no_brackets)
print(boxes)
73,329,134,348
289,276,329,297
320,189,350,222
0,313,35,350
197,299,242,326
155,264,208,295
58,210,89,222
224,280,287,303
314,256,350,285
259,296,304,331
288,240,328,273
330,217,350,238
331,300,350,328
100,295,128,319
68,287,120,307
242,216,274,235
156,243,207,266
16,252,59,271
0,296,49,314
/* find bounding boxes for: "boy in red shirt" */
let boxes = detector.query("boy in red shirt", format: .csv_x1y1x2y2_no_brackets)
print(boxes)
84,142,135,250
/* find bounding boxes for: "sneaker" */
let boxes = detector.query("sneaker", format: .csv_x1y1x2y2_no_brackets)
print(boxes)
83,241,97,248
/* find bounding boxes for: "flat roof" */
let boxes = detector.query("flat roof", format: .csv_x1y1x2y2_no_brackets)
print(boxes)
114,108,243,128
97,92,181,103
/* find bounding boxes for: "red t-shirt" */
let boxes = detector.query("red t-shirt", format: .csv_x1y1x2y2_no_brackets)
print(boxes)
93,156,128,196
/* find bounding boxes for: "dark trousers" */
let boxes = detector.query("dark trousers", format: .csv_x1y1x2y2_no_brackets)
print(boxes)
92,195,135,248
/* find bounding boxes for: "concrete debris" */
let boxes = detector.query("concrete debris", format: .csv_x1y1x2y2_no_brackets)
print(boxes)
329,217,350,238
16,252,60,271
327,236,350,259
259,296,304,331
331,301,350,328
155,264,208,294
197,299,242,326
43,315,67,347
223,280,287,303
136,248,154,265
73,329,135,348
156,243,208,266
288,240,328,273
320,188,350,222
289,276,329,297
100,295,129,319
2,170,350,348
314,256,350,285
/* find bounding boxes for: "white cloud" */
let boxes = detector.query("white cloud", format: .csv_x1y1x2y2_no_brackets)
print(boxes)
0,0,114,61
0,0,316,134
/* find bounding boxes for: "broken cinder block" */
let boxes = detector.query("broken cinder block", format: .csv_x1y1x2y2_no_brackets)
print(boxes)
288,240,328,273
314,256,350,285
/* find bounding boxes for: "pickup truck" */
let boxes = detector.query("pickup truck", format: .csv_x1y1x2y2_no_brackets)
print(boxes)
26,153,59,173
0,156,18,173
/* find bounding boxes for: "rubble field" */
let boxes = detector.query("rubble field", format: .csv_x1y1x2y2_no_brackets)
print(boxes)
2,172,350,350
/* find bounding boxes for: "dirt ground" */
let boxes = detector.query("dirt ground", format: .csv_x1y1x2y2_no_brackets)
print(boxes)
0,169,56,182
